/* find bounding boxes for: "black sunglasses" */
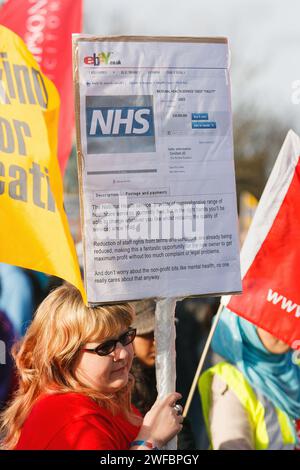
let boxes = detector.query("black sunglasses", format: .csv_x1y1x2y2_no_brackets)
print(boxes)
82,328,136,356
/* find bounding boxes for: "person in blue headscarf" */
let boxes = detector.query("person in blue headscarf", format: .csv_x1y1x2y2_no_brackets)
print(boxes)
0,309,16,410
198,307,300,450
0,263,50,337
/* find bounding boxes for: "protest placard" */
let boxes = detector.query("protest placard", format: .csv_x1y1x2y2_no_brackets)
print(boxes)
73,35,241,304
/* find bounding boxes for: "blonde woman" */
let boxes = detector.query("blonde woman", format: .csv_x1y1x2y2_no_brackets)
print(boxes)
0,284,183,450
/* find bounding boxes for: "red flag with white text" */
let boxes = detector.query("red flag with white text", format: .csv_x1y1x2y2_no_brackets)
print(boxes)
223,130,300,346
0,0,82,174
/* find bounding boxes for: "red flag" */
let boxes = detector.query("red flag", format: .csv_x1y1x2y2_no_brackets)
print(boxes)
223,130,300,346
0,0,82,174
296,420,300,450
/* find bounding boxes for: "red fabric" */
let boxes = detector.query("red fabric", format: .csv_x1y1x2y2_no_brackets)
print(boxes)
228,160,300,347
296,420,300,450
0,0,82,174
15,393,141,450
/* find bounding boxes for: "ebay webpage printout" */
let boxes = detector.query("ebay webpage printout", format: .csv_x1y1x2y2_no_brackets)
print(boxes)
73,36,241,304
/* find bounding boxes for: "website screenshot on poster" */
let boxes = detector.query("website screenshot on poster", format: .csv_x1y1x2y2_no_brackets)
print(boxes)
75,38,241,303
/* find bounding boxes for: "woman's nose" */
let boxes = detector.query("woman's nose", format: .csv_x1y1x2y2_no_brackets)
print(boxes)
113,341,130,360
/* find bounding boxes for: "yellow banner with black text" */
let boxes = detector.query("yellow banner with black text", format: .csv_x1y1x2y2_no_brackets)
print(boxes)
0,25,85,301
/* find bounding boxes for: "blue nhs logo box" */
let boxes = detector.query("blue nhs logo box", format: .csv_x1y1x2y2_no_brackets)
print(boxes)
86,95,155,154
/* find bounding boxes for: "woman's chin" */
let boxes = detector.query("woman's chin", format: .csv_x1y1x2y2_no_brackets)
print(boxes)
109,369,129,389
143,357,155,368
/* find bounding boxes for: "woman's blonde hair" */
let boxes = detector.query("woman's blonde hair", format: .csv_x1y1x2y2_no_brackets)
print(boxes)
0,283,135,449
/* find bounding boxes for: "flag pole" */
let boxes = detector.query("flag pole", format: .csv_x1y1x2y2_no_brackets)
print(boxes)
155,297,178,450
183,302,223,418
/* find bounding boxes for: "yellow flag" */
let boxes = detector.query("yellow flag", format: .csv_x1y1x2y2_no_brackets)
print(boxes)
239,191,258,246
0,26,86,302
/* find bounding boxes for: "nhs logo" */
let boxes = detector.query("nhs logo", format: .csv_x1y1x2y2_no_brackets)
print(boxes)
86,95,156,154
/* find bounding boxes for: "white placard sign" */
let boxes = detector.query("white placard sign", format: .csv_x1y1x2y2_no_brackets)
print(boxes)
73,36,242,305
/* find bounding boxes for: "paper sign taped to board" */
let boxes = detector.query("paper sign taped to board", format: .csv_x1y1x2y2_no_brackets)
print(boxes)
73,35,242,305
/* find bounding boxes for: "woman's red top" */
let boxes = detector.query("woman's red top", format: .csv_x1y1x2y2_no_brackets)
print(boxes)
15,392,141,450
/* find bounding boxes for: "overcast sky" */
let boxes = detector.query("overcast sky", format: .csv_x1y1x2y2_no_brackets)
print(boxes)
84,0,300,132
